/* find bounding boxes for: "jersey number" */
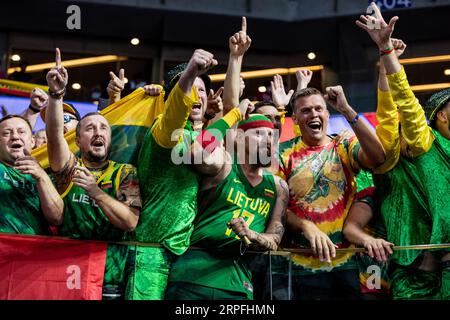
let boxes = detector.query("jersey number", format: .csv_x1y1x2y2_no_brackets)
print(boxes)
225,209,255,240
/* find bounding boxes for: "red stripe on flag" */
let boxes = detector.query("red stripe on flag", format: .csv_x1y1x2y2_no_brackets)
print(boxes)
0,234,107,300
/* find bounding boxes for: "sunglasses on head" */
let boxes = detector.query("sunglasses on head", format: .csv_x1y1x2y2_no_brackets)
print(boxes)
63,114,77,124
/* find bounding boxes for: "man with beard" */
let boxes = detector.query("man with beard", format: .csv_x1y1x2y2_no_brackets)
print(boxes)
0,115,63,234
126,18,253,300
166,109,289,300
356,2,450,299
275,84,386,299
45,48,141,300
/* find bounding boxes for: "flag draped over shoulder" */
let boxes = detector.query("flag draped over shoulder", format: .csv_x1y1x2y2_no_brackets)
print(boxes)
0,234,107,300
32,86,165,168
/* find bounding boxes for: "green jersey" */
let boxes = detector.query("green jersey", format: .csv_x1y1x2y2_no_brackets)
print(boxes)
0,163,48,235
59,159,130,288
169,159,277,298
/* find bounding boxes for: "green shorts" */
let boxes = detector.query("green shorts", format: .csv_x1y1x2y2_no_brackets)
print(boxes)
124,246,175,300
165,281,249,300
102,244,130,300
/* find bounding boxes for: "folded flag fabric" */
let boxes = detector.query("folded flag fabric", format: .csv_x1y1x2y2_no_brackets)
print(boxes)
0,234,107,300
0,79,48,98
31,86,165,168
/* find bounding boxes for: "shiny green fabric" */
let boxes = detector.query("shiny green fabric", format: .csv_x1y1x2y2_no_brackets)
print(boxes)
374,130,450,266
125,246,174,300
414,130,450,246
441,266,450,300
374,161,431,266
390,263,441,300
133,127,199,255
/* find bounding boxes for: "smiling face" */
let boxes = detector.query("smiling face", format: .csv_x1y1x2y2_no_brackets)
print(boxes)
189,77,208,123
292,94,329,146
0,117,34,164
75,114,111,164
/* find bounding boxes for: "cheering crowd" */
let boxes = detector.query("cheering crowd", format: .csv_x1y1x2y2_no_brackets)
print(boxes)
0,2,449,300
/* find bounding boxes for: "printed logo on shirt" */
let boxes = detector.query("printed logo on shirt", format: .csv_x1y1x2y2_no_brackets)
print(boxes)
100,180,113,189
264,188,274,198
243,281,253,293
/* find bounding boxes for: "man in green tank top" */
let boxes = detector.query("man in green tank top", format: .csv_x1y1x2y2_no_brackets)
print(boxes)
125,48,219,300
166,112,289,300
126,18,255,300
0,115,63,235
357,3,450,299
44,48,142,300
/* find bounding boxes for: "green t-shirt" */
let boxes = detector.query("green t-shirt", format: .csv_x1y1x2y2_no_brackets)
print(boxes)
0,163,49,235
169,159,277,298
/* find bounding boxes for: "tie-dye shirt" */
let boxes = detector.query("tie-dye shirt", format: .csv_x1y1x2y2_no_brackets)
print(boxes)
276,135,361,275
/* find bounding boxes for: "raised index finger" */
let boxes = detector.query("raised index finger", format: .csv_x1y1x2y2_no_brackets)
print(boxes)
55,48,62,68
241,16,247,33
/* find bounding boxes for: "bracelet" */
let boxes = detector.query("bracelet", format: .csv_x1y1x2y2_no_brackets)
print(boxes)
348,113,360,125
28,103,40,113
204,112,215,120
48,87,66,99
380,47,394,56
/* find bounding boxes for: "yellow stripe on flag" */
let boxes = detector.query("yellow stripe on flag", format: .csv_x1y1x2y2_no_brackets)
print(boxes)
32,86,165,169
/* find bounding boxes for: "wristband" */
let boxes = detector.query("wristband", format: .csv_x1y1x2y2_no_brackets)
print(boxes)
196,108,242,153
48,87,66,99
380,47,394,56
348,113,360,125
28,103,40,113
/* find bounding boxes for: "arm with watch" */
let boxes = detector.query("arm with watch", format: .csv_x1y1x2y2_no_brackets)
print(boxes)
324,85,386,169
44,48,72,173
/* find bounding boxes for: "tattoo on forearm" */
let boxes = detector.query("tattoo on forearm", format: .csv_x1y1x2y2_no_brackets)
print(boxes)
252,233,277,251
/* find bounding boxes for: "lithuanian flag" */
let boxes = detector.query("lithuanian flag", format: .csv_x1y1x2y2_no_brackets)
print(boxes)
32,86,165,168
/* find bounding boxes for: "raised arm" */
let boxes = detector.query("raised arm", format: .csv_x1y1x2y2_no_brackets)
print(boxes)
152,49,217,149
374,39,406,173
191,99,252,177
223,17,252,114
45,48,71,172
295,69,313,92
107,68,125,105
324,86,386,169
356,2,433,156
22,88,48,130
271,74,294,111
230,176,288,251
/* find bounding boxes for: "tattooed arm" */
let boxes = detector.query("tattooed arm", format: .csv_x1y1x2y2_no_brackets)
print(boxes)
230,176,288,251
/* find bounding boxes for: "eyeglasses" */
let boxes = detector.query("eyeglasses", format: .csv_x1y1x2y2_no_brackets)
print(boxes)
63,114,77,124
